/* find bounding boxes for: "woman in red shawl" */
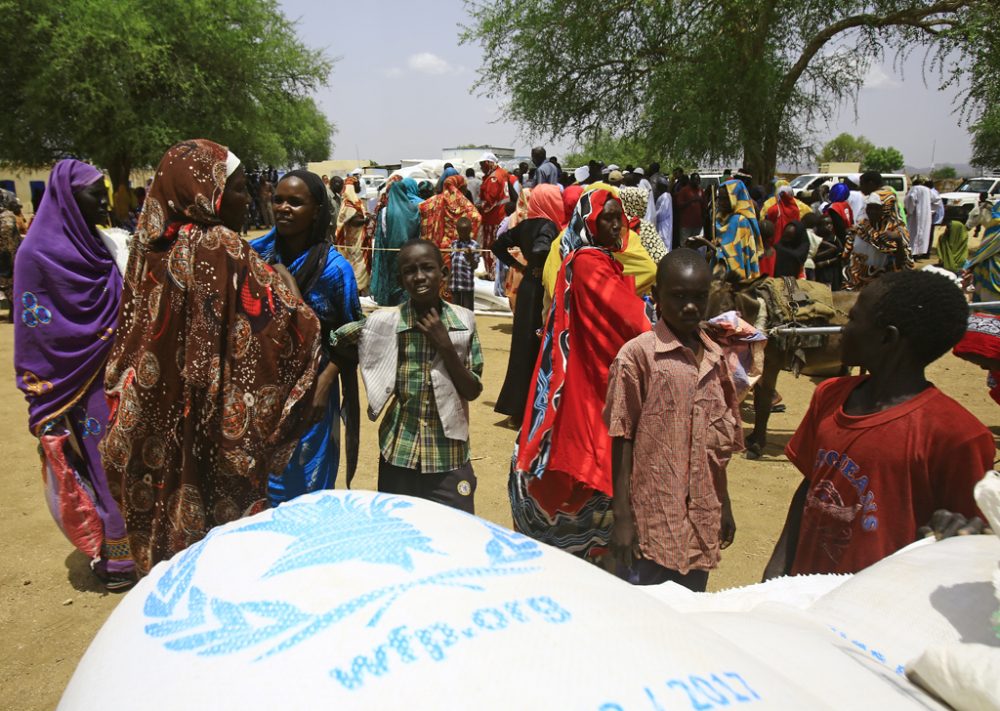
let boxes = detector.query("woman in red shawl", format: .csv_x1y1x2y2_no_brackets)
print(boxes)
509,186,653,561
102,139,321,575
419,173,481,297
478,153,511,278
763,186,800,276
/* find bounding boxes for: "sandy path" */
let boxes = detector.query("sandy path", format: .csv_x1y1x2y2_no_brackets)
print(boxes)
1,314,996,710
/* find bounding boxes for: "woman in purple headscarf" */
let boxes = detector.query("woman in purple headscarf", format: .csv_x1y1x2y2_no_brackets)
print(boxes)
13,159,135,590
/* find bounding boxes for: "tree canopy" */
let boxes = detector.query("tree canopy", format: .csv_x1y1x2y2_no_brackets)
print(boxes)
563,131,660,170
971,113,1000,171
930,165,957,179
0,0,334,187
952,4,1000,170
861,147,905,173
463,0,996,183
817,134,874,164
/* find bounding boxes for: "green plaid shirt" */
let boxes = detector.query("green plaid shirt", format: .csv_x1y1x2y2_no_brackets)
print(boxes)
331,301,483,473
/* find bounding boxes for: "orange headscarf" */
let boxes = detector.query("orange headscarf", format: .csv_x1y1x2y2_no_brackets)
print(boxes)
418,174,482,253
528,184,564,226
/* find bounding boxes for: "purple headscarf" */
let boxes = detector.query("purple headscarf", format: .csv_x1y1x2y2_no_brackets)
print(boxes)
13,159,121,434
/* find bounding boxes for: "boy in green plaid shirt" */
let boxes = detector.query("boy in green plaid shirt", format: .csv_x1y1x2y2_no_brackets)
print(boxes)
330,239,484,512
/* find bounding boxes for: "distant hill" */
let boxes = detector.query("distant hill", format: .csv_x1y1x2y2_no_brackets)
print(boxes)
904,163,978,177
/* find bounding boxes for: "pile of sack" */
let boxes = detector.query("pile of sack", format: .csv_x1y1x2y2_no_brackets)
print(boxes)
59,474,1000,710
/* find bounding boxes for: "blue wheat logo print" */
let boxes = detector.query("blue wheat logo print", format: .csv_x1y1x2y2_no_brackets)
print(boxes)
142,494,543,660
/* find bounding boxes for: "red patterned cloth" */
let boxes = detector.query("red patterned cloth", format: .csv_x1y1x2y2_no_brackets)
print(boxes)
479,164,511,277
953,312,1000,404
419,175,481,255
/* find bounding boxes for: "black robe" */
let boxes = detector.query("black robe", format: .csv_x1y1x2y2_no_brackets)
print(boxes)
491,217,558,421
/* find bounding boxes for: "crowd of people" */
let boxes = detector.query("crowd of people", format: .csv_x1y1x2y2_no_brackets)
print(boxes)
5,139,999,595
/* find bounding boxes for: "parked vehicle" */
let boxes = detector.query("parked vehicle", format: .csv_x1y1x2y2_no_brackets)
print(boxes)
789,173,855,194
940,175,1000,223
790,172,909,196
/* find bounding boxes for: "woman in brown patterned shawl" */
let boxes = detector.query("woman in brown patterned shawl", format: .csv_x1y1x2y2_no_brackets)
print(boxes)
102,139,321,575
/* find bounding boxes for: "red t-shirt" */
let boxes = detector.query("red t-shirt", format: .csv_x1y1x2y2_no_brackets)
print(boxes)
787,376,993,576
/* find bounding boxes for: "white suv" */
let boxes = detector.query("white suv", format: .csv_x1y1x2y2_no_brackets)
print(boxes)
789,172,909,195
940,176,1000,223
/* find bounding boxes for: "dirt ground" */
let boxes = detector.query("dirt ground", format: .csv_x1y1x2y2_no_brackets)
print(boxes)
1,306,997,710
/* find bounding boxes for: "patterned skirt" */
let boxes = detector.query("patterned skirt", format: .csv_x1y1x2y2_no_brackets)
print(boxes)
507,468,613,562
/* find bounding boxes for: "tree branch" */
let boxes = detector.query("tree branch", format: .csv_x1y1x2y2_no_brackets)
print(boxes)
777,0,974,105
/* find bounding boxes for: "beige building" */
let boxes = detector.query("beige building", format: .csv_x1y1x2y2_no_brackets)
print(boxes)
0,163,155,215
306,159,377,179
818,161,861,173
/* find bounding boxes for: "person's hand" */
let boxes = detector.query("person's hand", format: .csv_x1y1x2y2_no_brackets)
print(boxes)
916,509,987,540
306,366,337,426
415,308,452,353
272,264,302,301
610,510,638,571
720,499,737,549
685,236,714,251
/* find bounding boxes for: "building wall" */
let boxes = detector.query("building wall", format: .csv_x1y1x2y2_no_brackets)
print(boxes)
440,147,515,165
0,164,155,215
306,159,376,178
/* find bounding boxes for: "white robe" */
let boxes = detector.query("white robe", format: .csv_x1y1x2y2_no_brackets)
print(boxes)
905,185,933,255
848,191,866,226
930,188,944,225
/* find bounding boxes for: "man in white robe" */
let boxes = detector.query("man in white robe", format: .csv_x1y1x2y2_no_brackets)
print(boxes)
905,181,933,258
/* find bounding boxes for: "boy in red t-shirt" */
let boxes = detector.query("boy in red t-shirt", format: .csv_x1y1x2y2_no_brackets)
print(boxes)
764,270,993,578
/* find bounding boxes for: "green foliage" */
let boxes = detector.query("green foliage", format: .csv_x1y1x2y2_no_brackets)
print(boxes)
930,165,958,179
563,131,664,170
971,109,1000,171
0,0,334,185
817,134,874,164
937,2,1000,164
862,147,905,173
462,0,991,183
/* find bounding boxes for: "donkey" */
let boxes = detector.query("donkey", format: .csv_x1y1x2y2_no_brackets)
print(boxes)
708,275,858,458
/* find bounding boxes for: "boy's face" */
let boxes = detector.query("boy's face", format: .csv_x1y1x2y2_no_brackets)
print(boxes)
456,222,472,240
398,243,445,308
841,284,886,368
656,264,711,338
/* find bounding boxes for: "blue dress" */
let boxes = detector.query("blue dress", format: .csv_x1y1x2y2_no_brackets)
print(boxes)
250,231,362,504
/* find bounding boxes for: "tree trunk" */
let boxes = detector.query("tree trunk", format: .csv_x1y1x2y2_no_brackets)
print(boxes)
740,140,767,188
761,131,779,184
742,113,781,186
107,156,131,192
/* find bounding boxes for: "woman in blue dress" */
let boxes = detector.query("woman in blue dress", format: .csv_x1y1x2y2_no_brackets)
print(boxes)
250,170,362,502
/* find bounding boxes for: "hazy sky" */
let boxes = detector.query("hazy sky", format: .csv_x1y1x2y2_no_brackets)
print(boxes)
279,0,973,168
